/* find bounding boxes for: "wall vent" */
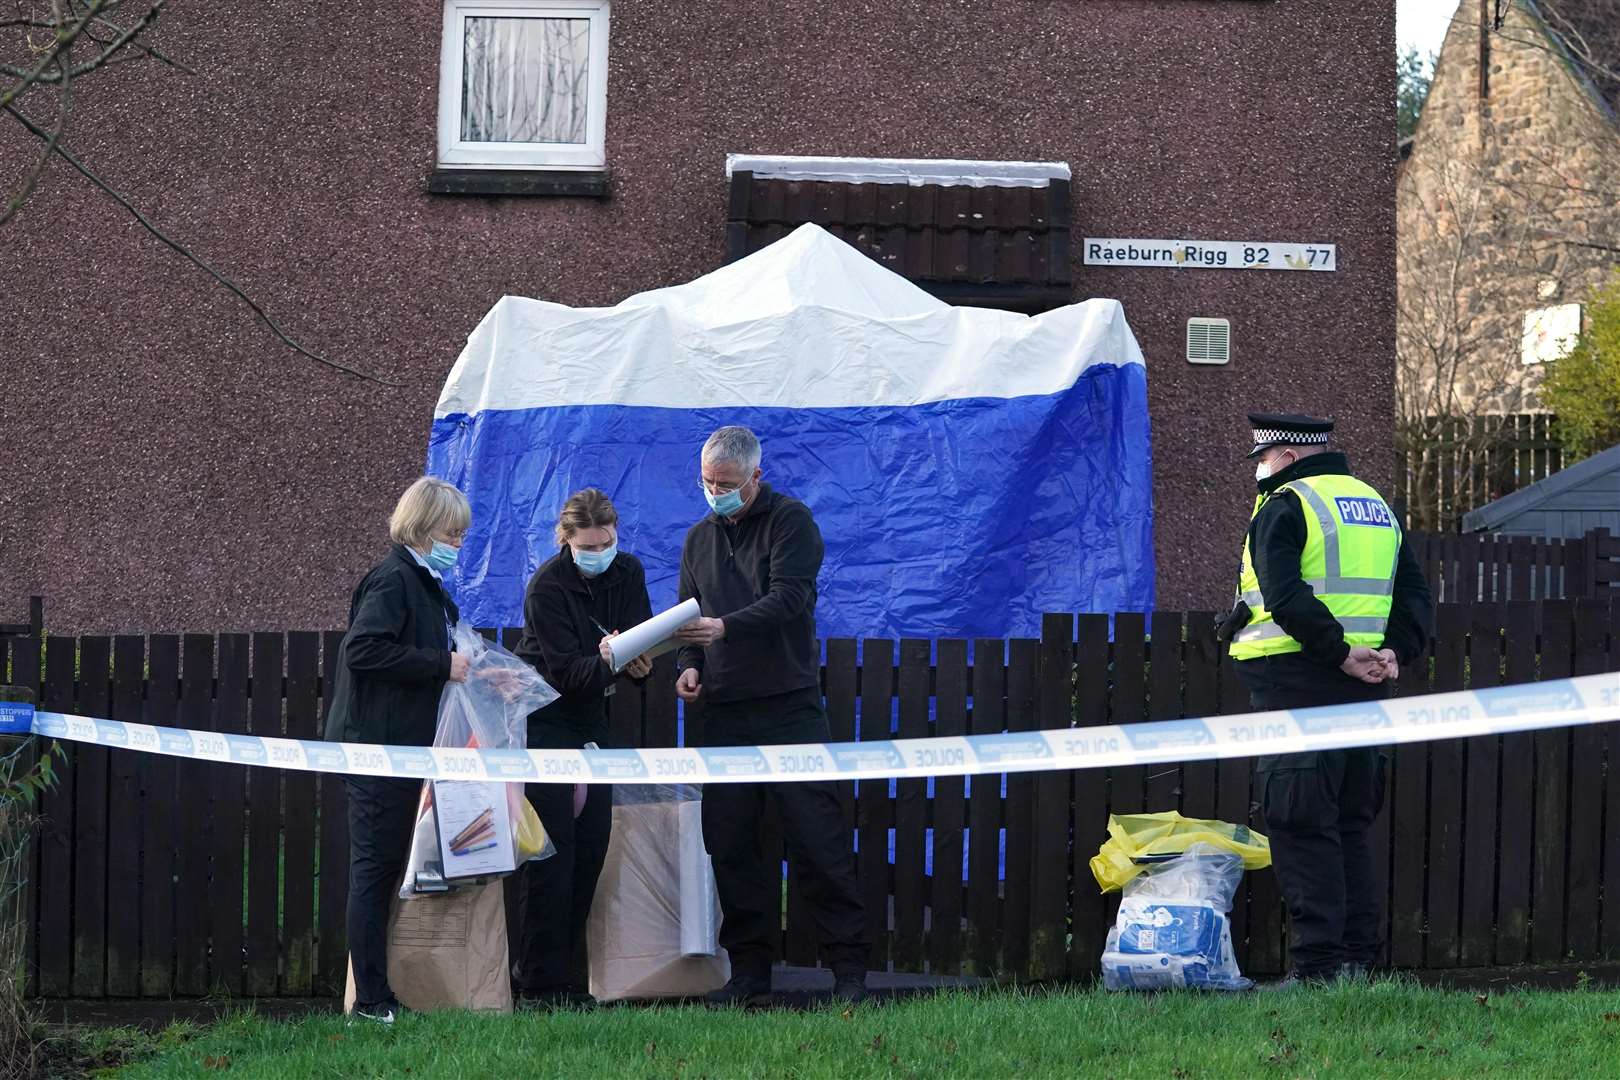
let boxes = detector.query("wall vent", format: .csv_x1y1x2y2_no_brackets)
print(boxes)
1187,318,1231,365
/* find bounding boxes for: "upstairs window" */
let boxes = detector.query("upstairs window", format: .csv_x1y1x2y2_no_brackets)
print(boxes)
437,1,609,171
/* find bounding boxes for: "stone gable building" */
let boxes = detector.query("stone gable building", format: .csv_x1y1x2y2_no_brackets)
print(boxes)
1397,0,1620,527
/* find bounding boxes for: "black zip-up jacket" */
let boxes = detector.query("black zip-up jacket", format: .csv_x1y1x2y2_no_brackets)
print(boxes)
676,483,823,704
323,545,458,747
1236,452,1435,702
515,546,653,749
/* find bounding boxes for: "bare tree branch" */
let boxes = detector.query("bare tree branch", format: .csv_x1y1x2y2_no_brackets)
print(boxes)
0,0,166,84
1519,0,1620,86
0,0,110,110
0,3,68,226
80,17,193,76
3,1,404,386
1445,1,1620,89
1397,139,1561,528
5,103,402,387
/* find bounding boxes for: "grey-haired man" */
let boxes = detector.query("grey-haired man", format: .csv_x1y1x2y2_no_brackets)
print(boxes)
672,425,868,1006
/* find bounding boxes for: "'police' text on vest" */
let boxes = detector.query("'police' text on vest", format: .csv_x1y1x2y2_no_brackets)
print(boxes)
1334,497,1393,528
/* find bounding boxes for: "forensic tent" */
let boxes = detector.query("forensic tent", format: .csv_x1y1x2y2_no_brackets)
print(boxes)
428,223,1153,639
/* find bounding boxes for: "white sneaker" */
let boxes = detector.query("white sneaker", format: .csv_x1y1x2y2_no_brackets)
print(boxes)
350,999,403,1025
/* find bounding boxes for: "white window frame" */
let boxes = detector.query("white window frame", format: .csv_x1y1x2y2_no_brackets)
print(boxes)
437,0,610,171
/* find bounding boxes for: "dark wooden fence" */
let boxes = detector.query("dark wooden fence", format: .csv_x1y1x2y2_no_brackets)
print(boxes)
1408,527,1620,602
6,598,1620,998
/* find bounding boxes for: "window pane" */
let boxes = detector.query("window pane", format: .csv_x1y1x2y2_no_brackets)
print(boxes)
461,16,590,145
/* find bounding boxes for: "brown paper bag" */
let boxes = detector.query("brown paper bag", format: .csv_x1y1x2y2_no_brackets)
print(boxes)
344,881,512,1013
588,798,730,1001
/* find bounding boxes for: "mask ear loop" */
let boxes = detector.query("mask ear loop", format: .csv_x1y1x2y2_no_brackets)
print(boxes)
1262,448,1299,477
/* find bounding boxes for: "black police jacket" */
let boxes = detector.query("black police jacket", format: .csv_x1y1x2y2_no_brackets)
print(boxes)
515,546,653,749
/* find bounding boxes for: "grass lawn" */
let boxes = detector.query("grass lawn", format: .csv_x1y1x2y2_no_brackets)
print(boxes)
75,979,1620,1079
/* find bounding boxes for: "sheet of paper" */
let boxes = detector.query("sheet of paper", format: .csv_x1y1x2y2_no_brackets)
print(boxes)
607,597,702,672
433,780,515,879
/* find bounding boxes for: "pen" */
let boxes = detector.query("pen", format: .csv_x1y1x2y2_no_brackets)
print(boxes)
593,617,618,696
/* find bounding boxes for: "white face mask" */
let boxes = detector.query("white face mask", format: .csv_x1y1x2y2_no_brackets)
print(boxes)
1255,450,1294,482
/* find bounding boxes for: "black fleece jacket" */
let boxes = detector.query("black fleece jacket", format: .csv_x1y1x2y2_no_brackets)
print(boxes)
323,544,458,747
515,547,653,749
675,484,823,704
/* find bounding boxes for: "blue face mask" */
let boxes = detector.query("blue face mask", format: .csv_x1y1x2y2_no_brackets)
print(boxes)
704,481,747,518
424,541,459,574
573,543,617,577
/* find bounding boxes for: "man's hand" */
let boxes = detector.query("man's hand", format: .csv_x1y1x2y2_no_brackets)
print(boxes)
673,617,726,647
1340,645,1387,684
448,652,472,683
1375,648,1400,682
676,667,702,702
598,632,618,668
624,653,653,679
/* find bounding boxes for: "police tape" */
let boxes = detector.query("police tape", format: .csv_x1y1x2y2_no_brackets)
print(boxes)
1,673,1618,784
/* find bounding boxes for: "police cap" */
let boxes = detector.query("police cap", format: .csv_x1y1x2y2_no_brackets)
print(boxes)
1247,413,1333,458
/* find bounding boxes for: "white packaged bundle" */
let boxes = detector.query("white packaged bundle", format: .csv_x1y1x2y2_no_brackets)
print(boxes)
1101,843,1251,991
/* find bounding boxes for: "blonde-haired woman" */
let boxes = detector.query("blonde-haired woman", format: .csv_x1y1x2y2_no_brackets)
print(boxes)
325,476,472,1024
512,487,653,1007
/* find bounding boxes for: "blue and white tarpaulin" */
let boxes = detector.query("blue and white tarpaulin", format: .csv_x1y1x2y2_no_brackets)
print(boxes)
429,223,1153,639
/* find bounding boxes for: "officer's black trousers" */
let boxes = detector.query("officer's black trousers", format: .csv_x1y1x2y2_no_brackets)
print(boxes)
510,779,612,995
699,690,868,980
1259,748,1386,974
343,775,422,1007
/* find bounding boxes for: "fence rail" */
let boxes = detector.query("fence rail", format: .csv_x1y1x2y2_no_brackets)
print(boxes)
6,598,1620,997
1408,527,1620,602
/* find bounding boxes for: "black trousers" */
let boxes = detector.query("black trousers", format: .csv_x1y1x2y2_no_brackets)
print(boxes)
1259,747,1386,974
510,780,612,994
700,690,867,980
343,775,422,1006
1243,662,1390,975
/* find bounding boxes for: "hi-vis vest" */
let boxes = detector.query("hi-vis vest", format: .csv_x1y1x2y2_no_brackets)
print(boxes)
1229,474,1401,660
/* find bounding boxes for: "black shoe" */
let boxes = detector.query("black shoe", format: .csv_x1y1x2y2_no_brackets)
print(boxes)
704,973,774,1008
516,989,597,1011
832,972,868,1005
1261,970,1335,991
350,997,405,1025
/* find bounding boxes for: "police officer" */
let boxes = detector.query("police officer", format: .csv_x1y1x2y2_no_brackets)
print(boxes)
1220,414,1433,987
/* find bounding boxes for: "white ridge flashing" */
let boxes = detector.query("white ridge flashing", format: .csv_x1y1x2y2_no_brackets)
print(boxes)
725,154,1071,189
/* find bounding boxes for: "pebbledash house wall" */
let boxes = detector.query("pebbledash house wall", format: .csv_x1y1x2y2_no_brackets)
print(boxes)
0,0,1396,634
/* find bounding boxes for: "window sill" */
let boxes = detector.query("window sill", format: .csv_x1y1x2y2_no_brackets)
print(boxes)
427,169,610,198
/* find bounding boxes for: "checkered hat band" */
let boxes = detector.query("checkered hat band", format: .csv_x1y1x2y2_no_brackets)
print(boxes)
1252,428,1329,446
